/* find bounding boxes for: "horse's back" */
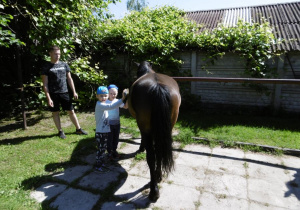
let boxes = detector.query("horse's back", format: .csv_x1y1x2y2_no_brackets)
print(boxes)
128,72,181,131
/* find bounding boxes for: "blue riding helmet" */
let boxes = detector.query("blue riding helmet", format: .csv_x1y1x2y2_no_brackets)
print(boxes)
108,84,118,90
97,86,108,94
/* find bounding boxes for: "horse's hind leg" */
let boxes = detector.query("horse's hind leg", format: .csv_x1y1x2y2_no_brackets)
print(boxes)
143,133,160,201
137,138,145,153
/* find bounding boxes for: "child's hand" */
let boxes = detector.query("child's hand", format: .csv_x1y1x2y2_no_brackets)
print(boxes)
122,88,129,101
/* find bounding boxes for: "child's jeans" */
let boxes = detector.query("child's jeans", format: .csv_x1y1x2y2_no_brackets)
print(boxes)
107,124,120,154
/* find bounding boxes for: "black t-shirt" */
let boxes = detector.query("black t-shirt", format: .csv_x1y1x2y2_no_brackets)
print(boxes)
42,61,70,93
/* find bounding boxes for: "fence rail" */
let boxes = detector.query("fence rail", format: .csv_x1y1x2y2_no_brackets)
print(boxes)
173,77,300,84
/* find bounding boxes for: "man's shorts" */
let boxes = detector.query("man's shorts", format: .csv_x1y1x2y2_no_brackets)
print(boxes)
49,92,74,112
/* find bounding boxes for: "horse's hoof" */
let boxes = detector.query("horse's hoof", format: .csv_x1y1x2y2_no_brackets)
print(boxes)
136,148,145,153
149,191,160,202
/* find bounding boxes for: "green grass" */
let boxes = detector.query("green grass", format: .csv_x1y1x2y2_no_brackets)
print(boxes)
0,109,300,209
174,111,300,150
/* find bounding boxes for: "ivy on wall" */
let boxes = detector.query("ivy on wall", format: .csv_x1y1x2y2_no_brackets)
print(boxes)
97,6,278,78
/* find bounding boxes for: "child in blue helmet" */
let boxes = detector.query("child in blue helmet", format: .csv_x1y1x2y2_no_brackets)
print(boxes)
94,86,128,173
106,84,128,159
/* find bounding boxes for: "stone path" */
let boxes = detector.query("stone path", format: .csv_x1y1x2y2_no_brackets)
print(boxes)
30,138,300,209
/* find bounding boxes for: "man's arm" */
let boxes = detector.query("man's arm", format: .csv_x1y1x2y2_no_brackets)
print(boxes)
66,72,78,100
42,75,54,107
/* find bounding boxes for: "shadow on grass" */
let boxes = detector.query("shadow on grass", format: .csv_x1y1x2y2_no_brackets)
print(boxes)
0,134,57,145
0,130,86,146
0,114,46,133
121,108,300,132
177,110,300,132
21,136,152,209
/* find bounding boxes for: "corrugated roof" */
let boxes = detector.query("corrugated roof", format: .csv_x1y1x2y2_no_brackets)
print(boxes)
185,2,300,52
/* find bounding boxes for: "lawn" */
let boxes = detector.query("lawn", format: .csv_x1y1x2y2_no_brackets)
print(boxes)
0,110,299,209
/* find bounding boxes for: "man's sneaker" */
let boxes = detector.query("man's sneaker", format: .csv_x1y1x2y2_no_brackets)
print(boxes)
58,131,66,139
76,128,88,135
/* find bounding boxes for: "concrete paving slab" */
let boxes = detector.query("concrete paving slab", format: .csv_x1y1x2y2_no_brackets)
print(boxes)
30,182,67,202
203,172,248,199
101,201,136,209
50,188,100,210
182,144,212,155
128,160,150,179
167,162,206,188
78,166,125,190
175,147,211,169
281,155,300,169
118,139,140,154
247,160,290,182
212,146,245,159
199,191,249,210
52,165,92,183
208,155,246,176
150,183,200,209
29,138,300,210
248,177,299,209
82,153,96,165
249,202,289,210
245,151,283,165
114,175,150,208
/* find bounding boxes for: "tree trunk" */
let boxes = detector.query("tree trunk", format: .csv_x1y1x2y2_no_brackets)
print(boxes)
15,10,27,130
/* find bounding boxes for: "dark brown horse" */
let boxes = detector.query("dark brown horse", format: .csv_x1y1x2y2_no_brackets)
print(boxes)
127,61,181,201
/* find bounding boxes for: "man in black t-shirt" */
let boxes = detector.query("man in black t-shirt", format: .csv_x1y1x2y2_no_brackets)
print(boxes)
41,46,87,139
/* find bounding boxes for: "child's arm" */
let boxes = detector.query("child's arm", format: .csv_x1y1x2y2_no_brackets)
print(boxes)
97,100,123,110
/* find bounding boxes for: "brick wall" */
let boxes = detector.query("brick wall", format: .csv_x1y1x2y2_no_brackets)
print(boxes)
98,52,300,114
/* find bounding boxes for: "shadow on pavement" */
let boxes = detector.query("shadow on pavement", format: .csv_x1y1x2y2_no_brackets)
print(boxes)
21,137,152,209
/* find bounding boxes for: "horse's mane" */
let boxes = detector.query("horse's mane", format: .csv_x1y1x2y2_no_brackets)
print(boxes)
137,61,154,78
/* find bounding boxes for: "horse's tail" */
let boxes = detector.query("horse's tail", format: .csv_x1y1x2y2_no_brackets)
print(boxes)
150,83,174,174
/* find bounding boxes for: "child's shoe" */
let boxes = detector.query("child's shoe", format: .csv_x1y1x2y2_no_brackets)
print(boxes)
93,164,110,173
107,152,114,161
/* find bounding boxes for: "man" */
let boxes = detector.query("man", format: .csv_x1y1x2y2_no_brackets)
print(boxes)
41,45,87,139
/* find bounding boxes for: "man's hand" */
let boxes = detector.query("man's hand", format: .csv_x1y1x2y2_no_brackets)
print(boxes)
73,92,78,100
48,99,54,107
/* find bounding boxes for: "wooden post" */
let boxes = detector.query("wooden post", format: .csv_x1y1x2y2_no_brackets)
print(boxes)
191,51,197,94
273,54,285,115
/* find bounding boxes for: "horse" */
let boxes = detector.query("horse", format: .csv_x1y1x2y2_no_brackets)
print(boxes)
127,61,181,201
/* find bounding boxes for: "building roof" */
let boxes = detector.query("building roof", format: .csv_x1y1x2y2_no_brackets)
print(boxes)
185,2,300,52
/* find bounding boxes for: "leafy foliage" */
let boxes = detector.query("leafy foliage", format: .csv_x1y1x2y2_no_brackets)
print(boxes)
97,6,200,75
126,0,147,12
1,3,280,118
0,0,115,117
193,20,276,77
97,6,277,77
0,10,25,47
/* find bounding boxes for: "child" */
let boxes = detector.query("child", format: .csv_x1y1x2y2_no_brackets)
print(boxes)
94,86,128,173
106,84,128,159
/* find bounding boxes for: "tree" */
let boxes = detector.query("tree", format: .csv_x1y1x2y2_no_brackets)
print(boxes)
127,0,147,12
0,0,113,122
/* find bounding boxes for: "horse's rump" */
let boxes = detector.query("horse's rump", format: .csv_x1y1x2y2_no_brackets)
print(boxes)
130,73,175,173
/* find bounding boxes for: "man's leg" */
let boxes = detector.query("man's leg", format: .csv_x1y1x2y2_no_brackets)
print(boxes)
67,110,88,134
67,110,80,129
52,111,66,139
52,111,62,131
